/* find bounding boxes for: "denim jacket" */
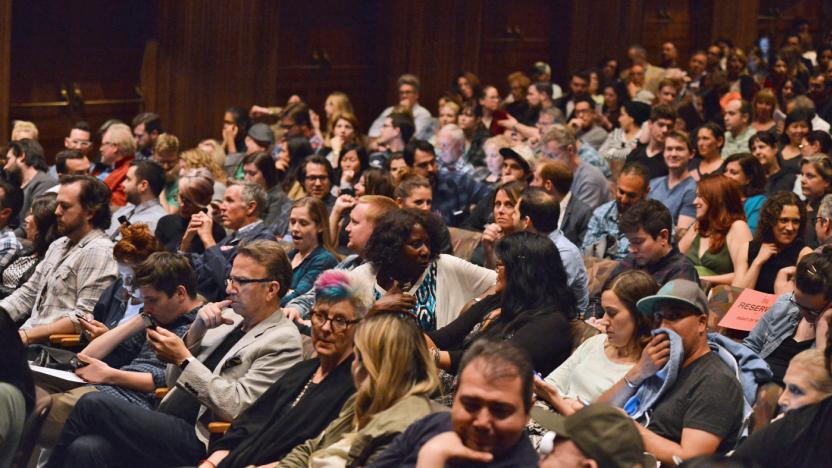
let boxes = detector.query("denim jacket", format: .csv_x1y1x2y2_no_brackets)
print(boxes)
743,293,802,359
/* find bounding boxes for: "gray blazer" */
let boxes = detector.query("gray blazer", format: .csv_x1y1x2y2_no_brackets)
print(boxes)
561,194,593,248
158,308,303,445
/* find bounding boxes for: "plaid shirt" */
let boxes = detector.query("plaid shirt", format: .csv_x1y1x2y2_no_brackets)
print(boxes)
0,226,22,270
581,200,630,260
97,310,197,408
3,229,117,329
433,169,493,227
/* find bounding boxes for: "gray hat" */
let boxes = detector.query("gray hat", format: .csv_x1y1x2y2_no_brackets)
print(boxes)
247,123,275,146
533,404,647,468
636,279,707,317
499,145,535,173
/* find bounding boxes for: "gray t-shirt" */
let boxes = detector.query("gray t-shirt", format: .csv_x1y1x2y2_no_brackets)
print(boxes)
648,352,743,453
0,382,26,468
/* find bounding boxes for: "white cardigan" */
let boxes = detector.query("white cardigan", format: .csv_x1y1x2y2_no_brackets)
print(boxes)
352,254,497,328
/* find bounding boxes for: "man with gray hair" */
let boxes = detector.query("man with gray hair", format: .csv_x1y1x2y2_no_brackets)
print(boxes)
436,124,473,174
541,125,610,209
814,193,832,249
791,94,831,133
182,181,275,301
368,74,433,141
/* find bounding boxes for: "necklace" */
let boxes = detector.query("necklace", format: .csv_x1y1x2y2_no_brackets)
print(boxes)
290,373,317,408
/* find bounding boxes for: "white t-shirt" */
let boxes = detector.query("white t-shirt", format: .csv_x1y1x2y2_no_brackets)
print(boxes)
544,333,634,401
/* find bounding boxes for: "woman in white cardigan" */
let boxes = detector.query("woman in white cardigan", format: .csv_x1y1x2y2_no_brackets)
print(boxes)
352,208,496,331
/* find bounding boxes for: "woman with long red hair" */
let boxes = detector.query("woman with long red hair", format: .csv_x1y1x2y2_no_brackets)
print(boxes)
678,174,753,285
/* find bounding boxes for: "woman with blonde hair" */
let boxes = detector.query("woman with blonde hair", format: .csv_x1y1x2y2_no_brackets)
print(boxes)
322,111,363,167
197,138,227,168
751,88,778,133
179,148,227,202
277,311,440,467
283,197,339,306
319,91,354,142
778,348,832,414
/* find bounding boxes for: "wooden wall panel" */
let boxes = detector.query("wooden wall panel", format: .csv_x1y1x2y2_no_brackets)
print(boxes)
0,0,11,147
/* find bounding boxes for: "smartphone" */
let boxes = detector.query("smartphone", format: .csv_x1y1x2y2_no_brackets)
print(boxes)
70,356,89,370
141,313,158,330
75,311,90,323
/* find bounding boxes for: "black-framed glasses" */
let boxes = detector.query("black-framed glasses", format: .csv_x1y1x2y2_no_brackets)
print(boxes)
788,293,831,321
226,276,275,288
309,311,361,332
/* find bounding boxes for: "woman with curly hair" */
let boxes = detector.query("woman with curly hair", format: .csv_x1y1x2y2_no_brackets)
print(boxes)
354,208,496,331
179,148,227,202
275,311,440,467
732,191,813,293
679,175,753,284
428,231,577,376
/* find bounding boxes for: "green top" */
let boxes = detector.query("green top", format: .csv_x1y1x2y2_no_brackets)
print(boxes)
686,233,733,277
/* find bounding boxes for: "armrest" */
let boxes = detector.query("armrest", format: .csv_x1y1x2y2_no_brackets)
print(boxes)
208,422,231,434
155,387,170,399
49,334,80,345
60,336,81,347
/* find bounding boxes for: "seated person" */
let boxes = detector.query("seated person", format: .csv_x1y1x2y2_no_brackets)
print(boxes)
0,179,22,270
241,151,292,236
8,175,117,344
76,223,166,340
647,130,696,237
535,404,649,468
352,208,496,331
372,340,538,467
0,193,58,299
732,192,813,294
598,279,744,464
751,131,797,196
428,232,574,375
722,152,768,234
202,270,366,468
605,199,699,289
47,241,304,467
266,312,440,467
541,125,610,210
732,319,832,467
39,252,202,447
514,187,590,316
182,181,275,301
282,197,339,306
155,169,227,254
582,162,650,260
470,181,524,267
462,146,531,232
777,349,832,415
535,270,658,414
744,253,832,385
0,310,35,468
106,160,168,239
530,159,592,247
393,173,452,255
678,175,753,285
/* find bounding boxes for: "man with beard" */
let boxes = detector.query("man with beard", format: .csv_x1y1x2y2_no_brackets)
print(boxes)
582,163,651,260
3,138,57,234
132,112,163,160
371,340,538,467
6,175,117,344
605,199,699,287
106,160,168,239
553,70,591,119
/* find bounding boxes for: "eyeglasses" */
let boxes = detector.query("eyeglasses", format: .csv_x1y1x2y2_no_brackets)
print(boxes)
67,139,92,147
813,217,829,225
310,311,361,332
226,276,275,288
788,293,831,321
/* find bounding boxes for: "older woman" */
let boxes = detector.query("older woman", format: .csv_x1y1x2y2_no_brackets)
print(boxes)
0,193,58,299
156,169,226,254
354,208,496,331
778,349,832,414
276,311,440,467
198,270,368,468
779,110,813,174
428,232,577,376
733,192,813,293
534,270,658,415
679,175,753,285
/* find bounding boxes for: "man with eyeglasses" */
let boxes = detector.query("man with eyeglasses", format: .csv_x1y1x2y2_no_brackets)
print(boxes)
99,123,136,207
568,97,608,151
63,121,94,157
542,125,610,210
299,155,336,210
598,279,744,465
368,74,433,142
182,181,275,301
745,253,832,386
813,193,832,250
47,241,303,467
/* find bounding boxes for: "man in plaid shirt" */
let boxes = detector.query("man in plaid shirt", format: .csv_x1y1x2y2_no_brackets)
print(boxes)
4,175,118,345
0,179,23,269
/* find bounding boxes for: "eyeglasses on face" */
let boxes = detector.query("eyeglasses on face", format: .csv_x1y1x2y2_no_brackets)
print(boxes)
310,311,361,332
226,276,275,288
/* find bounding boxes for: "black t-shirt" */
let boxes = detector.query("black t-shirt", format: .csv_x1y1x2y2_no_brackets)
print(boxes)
733,396,832,467
370,412,538,468
765,336,814,386
748,239,806,294
626,145,668,180
648,352,744,453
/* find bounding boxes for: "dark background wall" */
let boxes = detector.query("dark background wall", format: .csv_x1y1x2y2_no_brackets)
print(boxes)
0,0,829,160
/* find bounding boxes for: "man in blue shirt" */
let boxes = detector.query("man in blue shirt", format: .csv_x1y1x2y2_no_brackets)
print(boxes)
648,130,696,239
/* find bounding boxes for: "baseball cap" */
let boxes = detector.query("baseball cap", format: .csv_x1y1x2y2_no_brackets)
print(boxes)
247,123,275,146
499,145,535,173
533,404,647,468
636,279,708,317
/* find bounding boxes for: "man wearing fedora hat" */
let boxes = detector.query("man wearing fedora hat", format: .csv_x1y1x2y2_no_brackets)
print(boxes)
597,279,743,465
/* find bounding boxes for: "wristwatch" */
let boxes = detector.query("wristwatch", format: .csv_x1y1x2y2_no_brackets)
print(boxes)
179,356,192,371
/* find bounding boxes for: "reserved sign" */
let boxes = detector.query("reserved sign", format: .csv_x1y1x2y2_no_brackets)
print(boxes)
718,289,778,331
